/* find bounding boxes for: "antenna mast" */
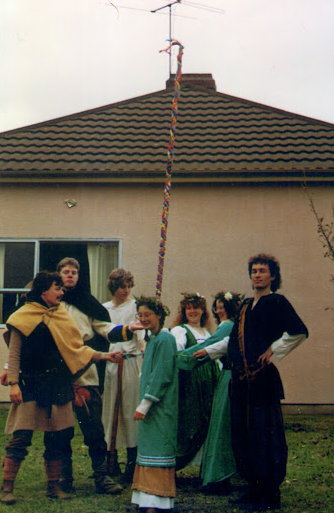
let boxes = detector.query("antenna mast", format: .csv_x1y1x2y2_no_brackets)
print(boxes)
151,1,182,77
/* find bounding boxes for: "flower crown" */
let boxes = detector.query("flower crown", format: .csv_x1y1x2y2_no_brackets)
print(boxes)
181,291,206,302
135,296,170,317
213,290,245,306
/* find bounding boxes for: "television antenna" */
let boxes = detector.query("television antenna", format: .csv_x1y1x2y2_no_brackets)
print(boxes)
151,1,225,76
110,1,225,76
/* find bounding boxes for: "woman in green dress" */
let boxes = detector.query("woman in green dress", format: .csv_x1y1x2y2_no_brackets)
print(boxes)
191,291,244,493
131,296,178,513
171,292,219,470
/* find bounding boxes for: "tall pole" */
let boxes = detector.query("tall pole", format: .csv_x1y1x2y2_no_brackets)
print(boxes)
156,41,184,299
169,5,172,76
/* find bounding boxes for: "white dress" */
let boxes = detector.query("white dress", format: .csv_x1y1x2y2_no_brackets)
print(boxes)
171,324,210,351
102,299,145,449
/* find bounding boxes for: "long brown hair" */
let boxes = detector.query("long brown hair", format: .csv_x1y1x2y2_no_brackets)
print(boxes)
171,292,211,329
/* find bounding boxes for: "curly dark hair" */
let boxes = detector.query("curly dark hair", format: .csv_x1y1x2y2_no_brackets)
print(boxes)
248,253,282,292
212,291,244,323
107,268,134,295
26,271,63,302
135,296,170,329
172,292,211,328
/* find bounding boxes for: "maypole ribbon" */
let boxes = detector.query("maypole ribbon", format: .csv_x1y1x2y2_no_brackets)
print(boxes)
156,40,184,299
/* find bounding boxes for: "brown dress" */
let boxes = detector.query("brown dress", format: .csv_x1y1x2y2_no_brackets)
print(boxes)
5,328,75,434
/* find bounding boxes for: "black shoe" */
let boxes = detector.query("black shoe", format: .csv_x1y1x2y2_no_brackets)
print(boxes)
59,480,75,494
201,479,231,495
229,487,260,506
266,489,281,510
249,493,281,512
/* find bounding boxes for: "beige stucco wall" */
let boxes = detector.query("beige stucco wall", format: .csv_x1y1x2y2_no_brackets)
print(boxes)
0,182,333,404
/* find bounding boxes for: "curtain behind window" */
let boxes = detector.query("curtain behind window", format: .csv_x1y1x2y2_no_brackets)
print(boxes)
88,243,118,303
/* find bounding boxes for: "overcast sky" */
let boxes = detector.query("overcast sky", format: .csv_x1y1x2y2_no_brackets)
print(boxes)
1,0,334,132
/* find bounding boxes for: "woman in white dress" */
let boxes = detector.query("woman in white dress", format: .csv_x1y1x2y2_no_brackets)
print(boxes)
102,269,145,482
171,293,219,470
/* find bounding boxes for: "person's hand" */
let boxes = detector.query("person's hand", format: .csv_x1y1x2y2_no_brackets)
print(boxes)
108,351,123,363
103,351,123,363
129,321,144,332
0,369,8,386
193,348,208,359
134,410,145,421
9,384,22,404
258,347,273,365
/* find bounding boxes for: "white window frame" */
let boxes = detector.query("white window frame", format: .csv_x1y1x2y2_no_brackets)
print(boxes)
0,238,122,326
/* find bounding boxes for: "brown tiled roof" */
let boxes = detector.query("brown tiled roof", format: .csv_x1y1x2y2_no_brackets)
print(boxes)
1,79,334,183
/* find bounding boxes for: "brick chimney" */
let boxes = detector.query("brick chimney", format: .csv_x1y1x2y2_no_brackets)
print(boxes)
166,73,216,91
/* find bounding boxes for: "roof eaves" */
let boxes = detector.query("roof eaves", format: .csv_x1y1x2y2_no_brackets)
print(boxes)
1,169,334,185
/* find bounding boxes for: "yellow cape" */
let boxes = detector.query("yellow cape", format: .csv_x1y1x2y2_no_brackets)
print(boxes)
5,302,95,375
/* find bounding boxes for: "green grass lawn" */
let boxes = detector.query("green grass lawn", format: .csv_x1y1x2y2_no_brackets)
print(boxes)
0,409,333,512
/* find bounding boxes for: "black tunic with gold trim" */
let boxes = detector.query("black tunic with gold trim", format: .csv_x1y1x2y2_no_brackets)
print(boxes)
227,293,308,493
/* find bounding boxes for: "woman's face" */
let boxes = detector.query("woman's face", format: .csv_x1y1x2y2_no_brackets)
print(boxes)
113,282,132,304
185,303,204,326
214,300,228,322
137,305,161,334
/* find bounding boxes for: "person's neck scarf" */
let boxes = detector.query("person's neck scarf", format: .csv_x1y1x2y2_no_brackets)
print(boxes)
5,302,95,375
61,280,109,321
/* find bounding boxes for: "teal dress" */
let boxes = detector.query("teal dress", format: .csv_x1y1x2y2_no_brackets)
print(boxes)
136,330,179,468
175,326,220,470
178,320,236,485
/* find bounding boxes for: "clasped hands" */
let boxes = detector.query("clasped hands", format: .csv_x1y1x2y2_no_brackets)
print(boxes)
192,346,273,364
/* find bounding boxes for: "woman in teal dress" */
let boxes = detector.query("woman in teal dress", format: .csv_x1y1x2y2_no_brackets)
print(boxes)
131,296,178,513
171,293,220,470
180,291,243,493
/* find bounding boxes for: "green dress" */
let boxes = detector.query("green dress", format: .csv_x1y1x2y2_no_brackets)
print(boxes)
174,325,220,470
199,321,236,485
136,330,178,468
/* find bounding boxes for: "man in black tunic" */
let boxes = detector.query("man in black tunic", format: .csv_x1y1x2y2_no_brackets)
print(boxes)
228,254,308,510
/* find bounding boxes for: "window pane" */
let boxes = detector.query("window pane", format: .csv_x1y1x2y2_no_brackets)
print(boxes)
0,292,28,324
40,241,119,302
0,240,119,324
3,242,35,288
39,241,91,291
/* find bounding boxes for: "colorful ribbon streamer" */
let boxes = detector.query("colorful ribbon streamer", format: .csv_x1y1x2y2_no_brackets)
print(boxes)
156,40,184,299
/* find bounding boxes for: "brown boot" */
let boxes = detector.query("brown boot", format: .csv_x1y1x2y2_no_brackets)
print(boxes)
46,481,72,500
0,457,21,505
94,461,123,494
44,460,72,500
1,481,16,505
